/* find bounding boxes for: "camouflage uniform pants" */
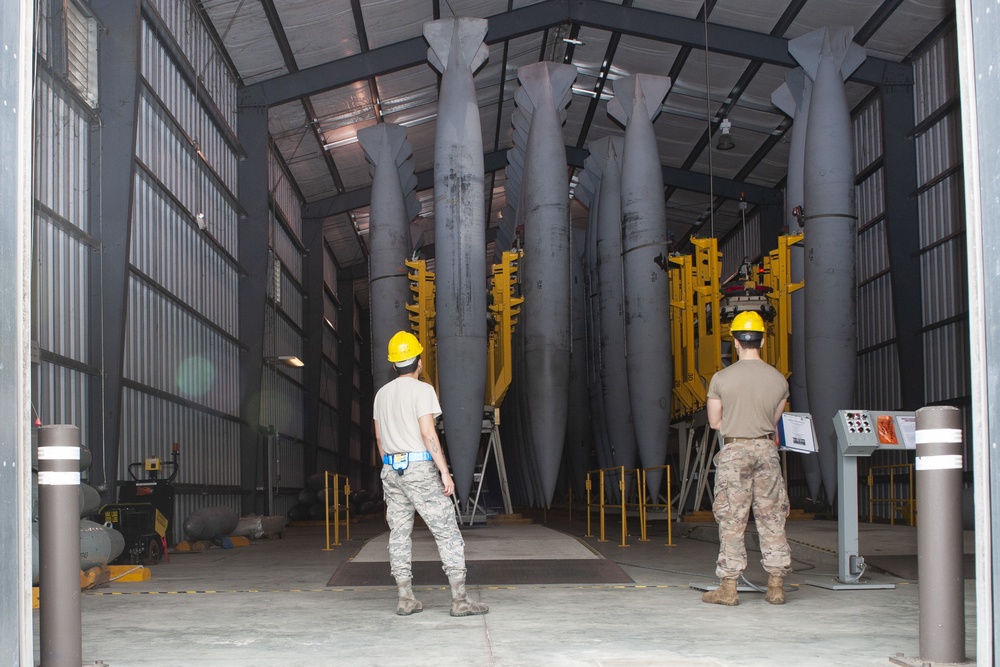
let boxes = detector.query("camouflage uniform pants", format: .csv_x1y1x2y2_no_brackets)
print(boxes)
381,460,466,580
712,438,791,579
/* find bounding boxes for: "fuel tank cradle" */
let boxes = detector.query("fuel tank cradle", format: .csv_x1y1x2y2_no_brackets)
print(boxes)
565,229,594,500
789,27,866,506
511,61,577,507
608,74,673,499
359,122,420,392
591,136,638,477
771,69,823,502
424,17,490,503
575,160,615,475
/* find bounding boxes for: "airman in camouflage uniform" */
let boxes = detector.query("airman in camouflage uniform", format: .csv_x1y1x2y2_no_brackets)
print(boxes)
703,312,792,605
373,331,489,617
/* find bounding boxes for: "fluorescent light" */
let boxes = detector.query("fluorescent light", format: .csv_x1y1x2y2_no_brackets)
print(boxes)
266,355,304,368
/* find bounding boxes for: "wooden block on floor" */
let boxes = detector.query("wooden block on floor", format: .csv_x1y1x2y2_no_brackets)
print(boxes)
109,564,152,582
80,565,111,590
228,535,250,547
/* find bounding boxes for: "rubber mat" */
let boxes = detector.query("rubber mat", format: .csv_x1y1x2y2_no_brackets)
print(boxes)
327,558,634,587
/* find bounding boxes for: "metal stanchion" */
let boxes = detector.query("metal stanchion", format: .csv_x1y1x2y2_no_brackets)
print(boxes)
38,425,82,667
914,406,966,664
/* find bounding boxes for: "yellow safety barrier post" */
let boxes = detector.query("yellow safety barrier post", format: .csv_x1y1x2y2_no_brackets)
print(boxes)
868,463,916,526
638,465,675,547
618,466,629,548
322,472,351,550
585,472,593,538
638,469,648,542
598,469,607,543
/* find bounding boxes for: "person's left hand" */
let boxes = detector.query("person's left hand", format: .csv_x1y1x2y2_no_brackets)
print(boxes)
440,470,455,496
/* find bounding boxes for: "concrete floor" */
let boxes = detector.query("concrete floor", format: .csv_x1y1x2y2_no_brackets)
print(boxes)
35,512,978,666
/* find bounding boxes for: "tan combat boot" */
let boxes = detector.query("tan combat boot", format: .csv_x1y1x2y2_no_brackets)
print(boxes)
702,577,739,606
765,574,785,605
448,576,489,617
395,578,423,616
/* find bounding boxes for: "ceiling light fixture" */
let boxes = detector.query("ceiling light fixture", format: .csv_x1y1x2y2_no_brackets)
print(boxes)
265,355,305,368
562,37,584,45
717,117,735,151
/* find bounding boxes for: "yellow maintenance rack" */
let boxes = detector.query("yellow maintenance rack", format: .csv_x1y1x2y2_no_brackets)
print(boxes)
669,233,803,420
403,250,522,408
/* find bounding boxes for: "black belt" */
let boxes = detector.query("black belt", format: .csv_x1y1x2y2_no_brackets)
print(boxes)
723,434,773,444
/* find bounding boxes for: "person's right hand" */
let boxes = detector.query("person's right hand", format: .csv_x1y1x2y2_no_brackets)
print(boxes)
440,470,455,497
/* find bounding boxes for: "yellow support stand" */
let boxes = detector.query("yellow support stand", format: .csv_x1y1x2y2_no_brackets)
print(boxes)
404,258,437,389
486,250,523,408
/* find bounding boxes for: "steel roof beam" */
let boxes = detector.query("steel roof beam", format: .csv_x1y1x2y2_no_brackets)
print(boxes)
243,0,906,109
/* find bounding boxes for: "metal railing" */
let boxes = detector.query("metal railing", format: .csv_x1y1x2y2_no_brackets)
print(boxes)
584,465,675,548
322,471,351,549
867,463,915,526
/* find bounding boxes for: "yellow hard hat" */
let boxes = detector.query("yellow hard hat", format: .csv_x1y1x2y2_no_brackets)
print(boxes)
730,311,765,333
387,331,423,364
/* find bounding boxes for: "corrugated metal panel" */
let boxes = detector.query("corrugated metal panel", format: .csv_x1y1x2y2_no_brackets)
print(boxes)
34,214,89,362
274,310,303,358
277,438,305,488
273,221,303,283
921,240,966,324
323,325,339,365
124,278,240,416
37,362,90,447
318,403,338,452
320,359,339,406
925,321,969,405
136,92,239,257
141,20,238,196
145,0,237,132
277,271,304,327
857,275,895,350
260,366,305,440
856,168,885,230
853,97,883,172
131,172,240,337
324,246,339,289
119,386,240,490
324,292,339,335
913,29,958,125
857,345,901,409
913,29,966,405
350,425,361,460
316,449,340,474
33,76,90,231
270,149,303,242
857,218,888,284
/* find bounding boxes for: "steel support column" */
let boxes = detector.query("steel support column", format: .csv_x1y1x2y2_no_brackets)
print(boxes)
302,226,326,470
336,279,357,470
88,0,142,502
956,0,999,661
0,0,33,660
237,87,271,516
880,71,925,410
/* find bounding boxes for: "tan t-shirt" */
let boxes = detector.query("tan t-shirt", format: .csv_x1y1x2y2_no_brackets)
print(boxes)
706,358,788,439
373,376,442,454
